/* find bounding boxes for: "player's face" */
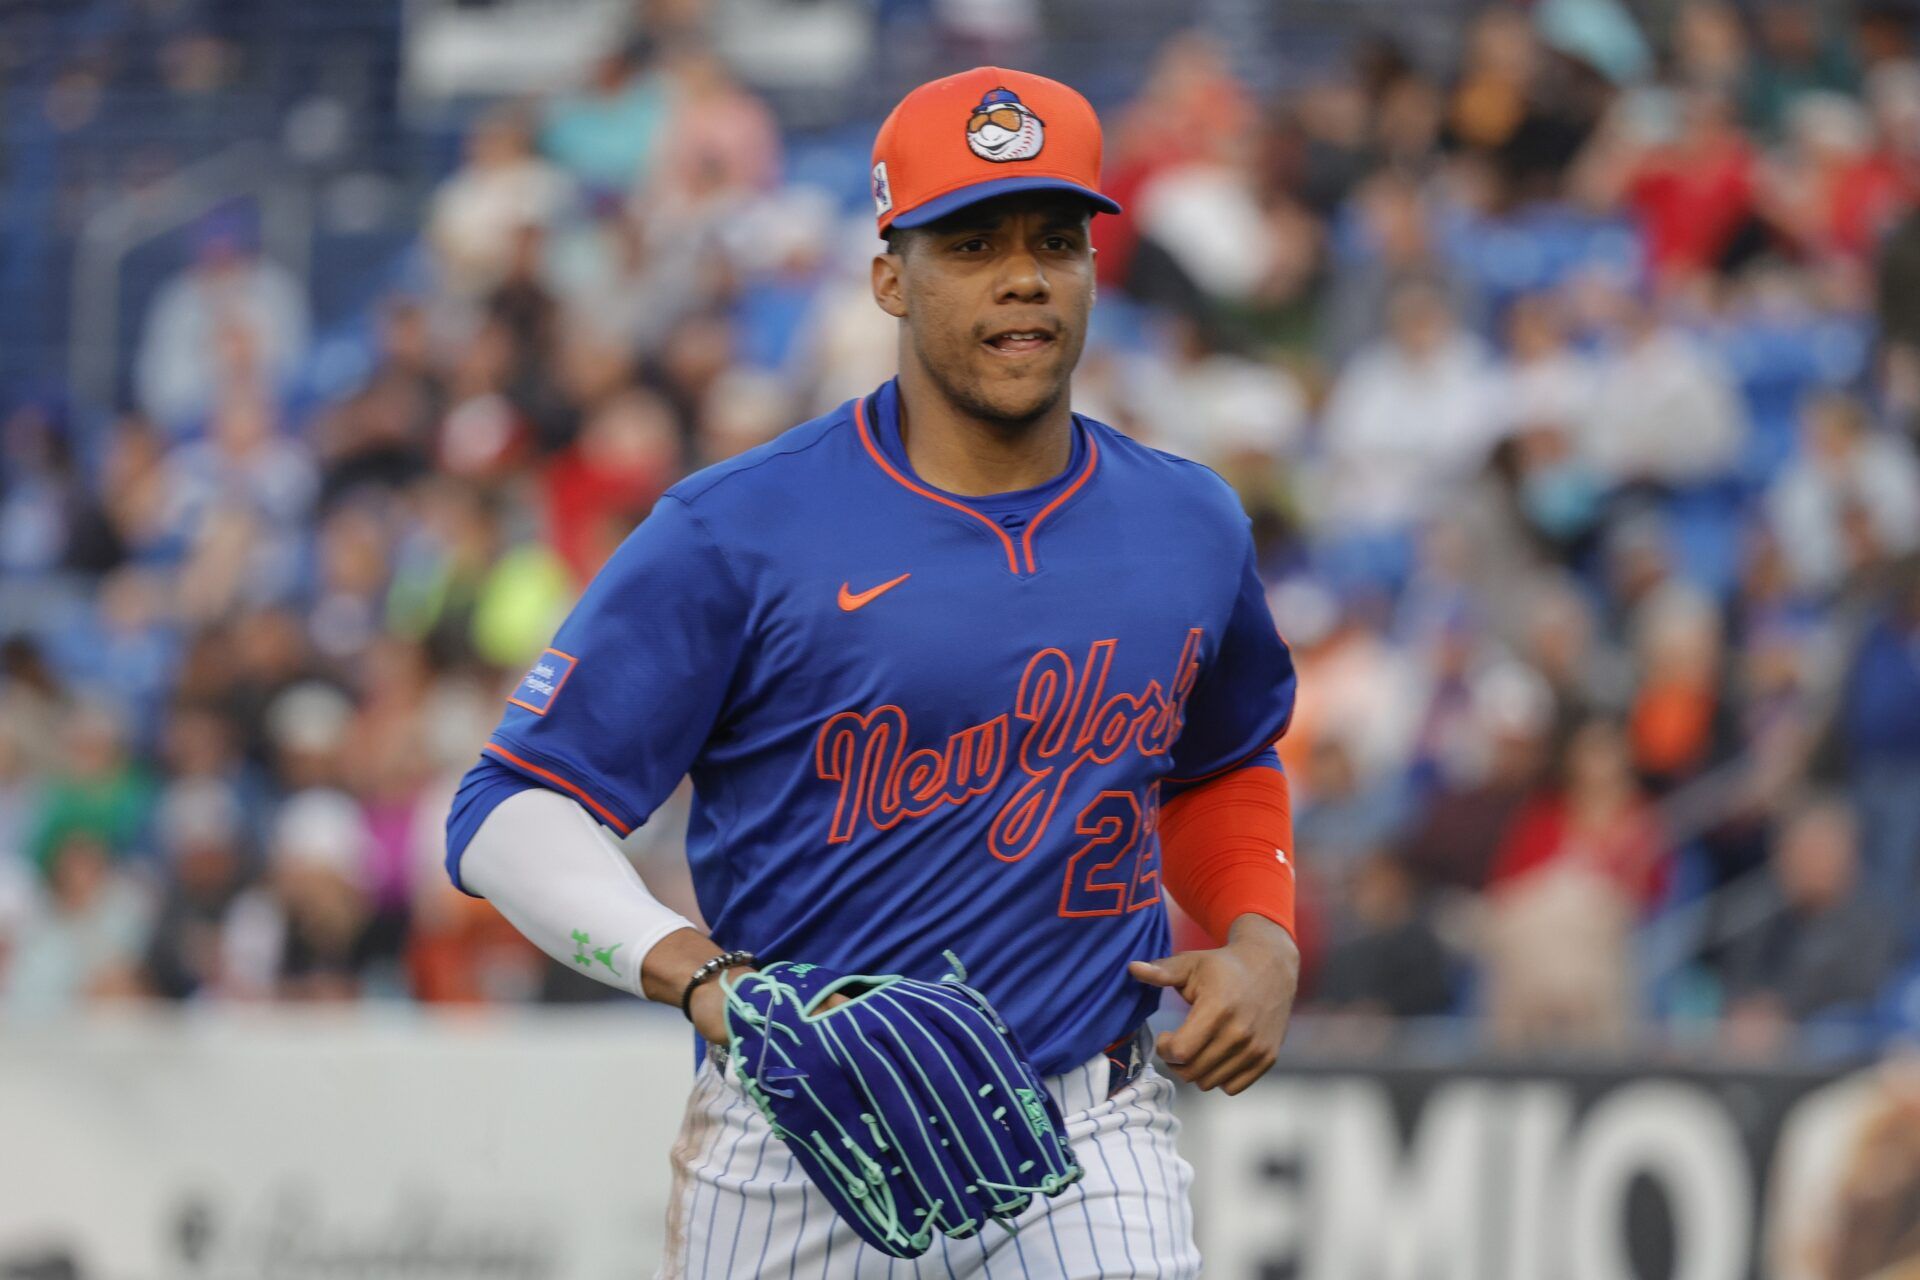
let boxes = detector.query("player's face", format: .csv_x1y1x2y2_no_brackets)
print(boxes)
875,194,1095,425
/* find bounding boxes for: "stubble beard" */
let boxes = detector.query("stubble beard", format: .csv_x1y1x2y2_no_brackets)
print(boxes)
916,331,1073,434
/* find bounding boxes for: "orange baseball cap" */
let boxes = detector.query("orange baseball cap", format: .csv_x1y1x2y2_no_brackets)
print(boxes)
871,66,1122,234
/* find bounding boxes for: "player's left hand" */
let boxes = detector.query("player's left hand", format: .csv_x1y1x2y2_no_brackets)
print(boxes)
1128,914,1299,1095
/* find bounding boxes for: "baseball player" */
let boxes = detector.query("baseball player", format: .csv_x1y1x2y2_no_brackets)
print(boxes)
447,66,1302,1277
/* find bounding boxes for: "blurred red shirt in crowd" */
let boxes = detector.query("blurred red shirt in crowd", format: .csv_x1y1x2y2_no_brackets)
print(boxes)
541,387,680,584
1489,720,1671,910
1625,94,1757,281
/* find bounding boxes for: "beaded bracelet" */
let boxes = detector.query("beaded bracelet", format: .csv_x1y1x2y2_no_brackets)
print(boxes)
680,949,757,1021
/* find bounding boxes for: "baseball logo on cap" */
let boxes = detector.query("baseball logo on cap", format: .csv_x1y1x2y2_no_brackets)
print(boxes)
871,161,893,216
965,87,1044,162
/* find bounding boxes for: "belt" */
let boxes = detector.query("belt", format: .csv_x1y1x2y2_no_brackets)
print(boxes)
1101,1023,1153,1099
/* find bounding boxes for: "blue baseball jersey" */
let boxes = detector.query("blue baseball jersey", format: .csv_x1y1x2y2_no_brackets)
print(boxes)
449,377,1297,1075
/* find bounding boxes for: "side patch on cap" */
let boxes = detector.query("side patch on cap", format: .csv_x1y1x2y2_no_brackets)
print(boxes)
508,648,578,716
872,161,892,216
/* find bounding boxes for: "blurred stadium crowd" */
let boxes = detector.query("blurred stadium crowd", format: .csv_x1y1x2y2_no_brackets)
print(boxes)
4,0,1920,1057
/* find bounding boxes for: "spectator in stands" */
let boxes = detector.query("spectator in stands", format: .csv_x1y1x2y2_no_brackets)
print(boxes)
542,387,679,585
1323,171,1483,368
341,639,437,986
1448,5,1607,198
1764,91,1907,265
552,196,706,358
1320,279,1499,538
407,863,541,1004
1374,62,1447,177
1579,86,1758,284
1127,137,1319,338
429,107,575,301
1312,852,1456,1020
1768,391,1920,596
1281,603,1425,788
316,299,443,508
0,638,69,778
95,413,178,566
435,316,532,482
1404,660,1555,892
1295,735,1412,922
1744,2,1859,137
467,540,572,673
405,675,543,1004
1865,58,1920,170
1627,585,1735,793
1482,847,1636,1049
1672,2,1750,100
1131,317,1307,468
652,308,738,445
484,224,578,455
170,387,312,529
1580,276,1749,489
1834,559,1920,901
199,609,316,771
1497,291,1597,446
81,567,181,740
1398,594,1488,788
0,725,33,870
1490,717,1670,910
1447,8,1541,158
0,405,112,577
1877,204,1920,436
141,778,249,1000
307,504,394,669
134,213,311,434
1092,32,1259,292
157,700,262,839
541,39,668,197
3,831,152,1018
1480,719,1658,1050
386,481,517,670
1722,796,1898,1052
264,681,353,795
26,700,153,875
167,389,316,588
642,47,781,220
695,367,795,464
0,718,39,998
224,788,374,1001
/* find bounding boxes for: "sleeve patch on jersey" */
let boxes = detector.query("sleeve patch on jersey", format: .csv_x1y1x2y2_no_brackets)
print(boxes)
507,648,578,716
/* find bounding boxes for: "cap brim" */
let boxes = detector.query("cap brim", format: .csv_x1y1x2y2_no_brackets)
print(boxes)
888,176,1122,230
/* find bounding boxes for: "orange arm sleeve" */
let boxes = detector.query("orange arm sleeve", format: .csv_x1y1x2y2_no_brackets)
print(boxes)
1157,764,1296,945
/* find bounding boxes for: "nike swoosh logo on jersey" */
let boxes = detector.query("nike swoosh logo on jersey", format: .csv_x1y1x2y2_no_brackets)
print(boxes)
838,572,912,612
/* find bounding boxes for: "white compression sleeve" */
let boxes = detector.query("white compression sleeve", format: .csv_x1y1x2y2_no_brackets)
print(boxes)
459,786,699,998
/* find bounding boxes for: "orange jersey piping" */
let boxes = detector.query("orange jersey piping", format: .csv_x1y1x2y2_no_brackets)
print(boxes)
855,396,1022,574
482,742,634,836
1020,429,1099,573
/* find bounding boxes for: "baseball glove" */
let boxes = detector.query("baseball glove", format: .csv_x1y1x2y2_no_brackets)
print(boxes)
719,953,1084,1258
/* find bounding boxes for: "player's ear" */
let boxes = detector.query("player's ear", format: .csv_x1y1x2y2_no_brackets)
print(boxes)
872,248,909,320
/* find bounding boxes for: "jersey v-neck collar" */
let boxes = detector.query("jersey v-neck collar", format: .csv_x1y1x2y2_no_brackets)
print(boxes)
853,378,1099,576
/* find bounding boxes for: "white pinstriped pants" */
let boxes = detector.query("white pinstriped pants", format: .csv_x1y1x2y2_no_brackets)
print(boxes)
657,1048,1201,1279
